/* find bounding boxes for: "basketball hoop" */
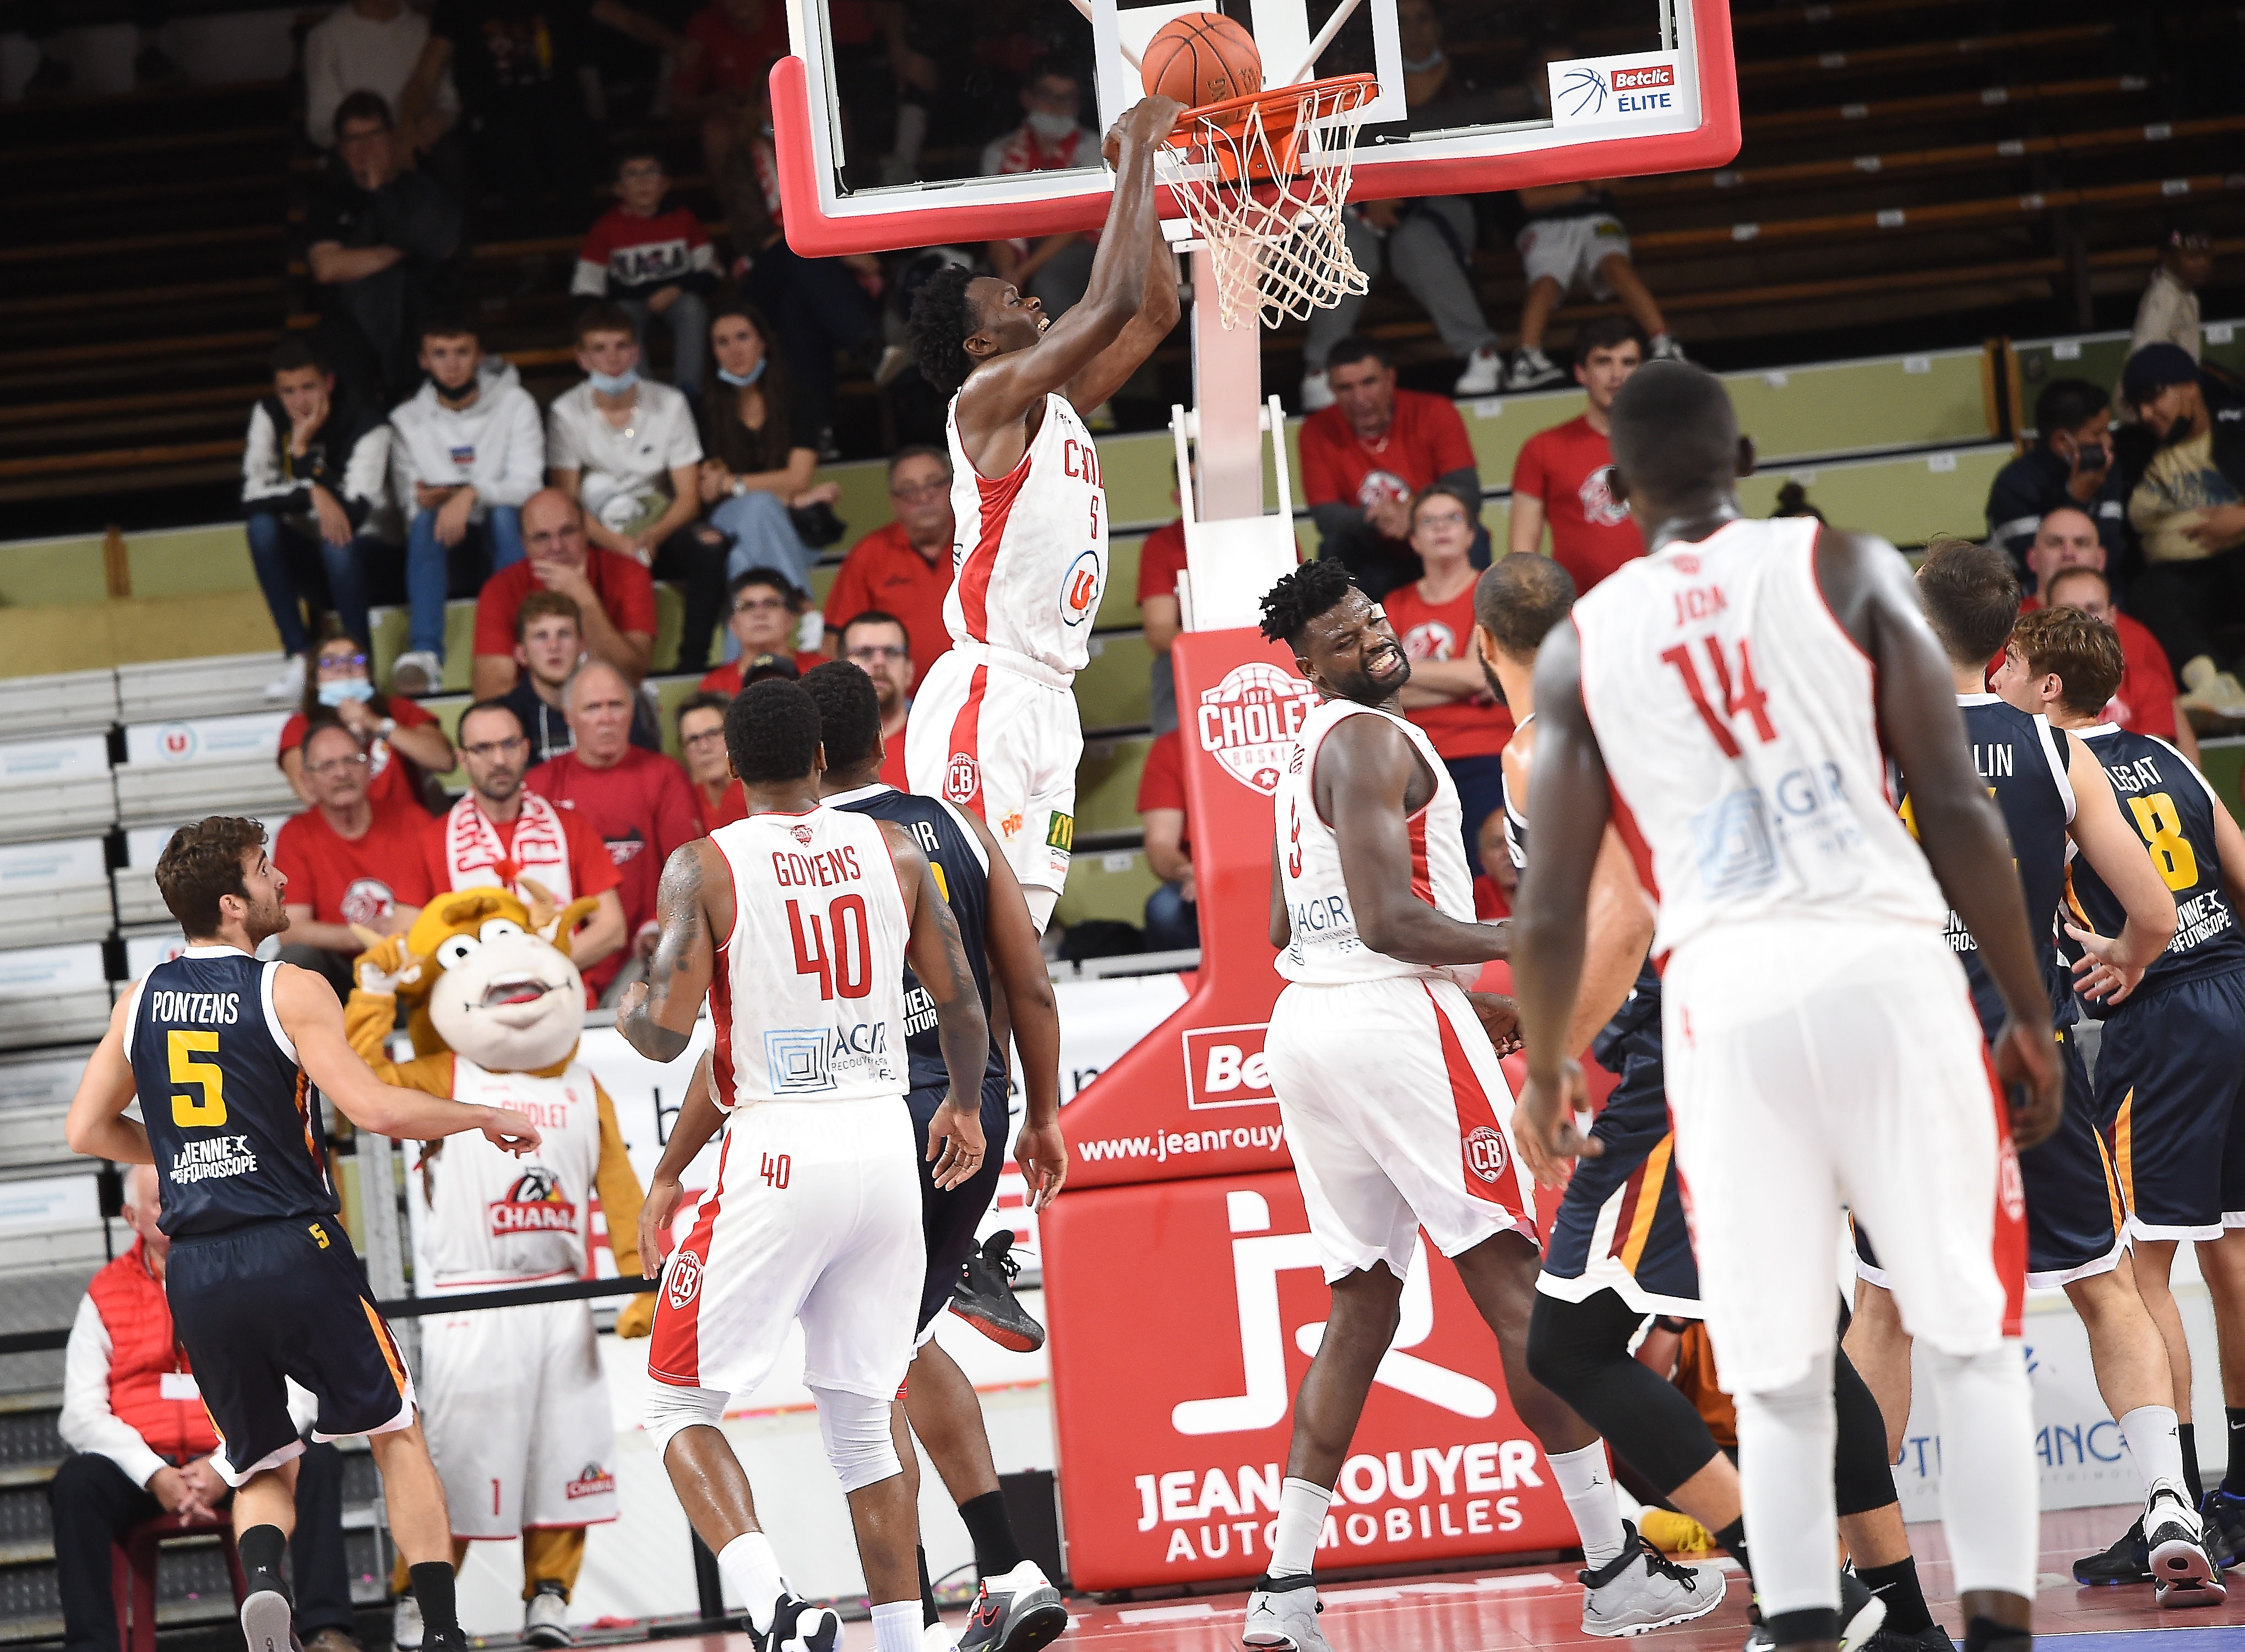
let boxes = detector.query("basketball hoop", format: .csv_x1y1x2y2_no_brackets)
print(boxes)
1159,74,1377,332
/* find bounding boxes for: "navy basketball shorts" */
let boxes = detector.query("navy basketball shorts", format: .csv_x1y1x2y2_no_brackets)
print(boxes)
1536,1036,1700,1317
2097,969,2245,1240
166,1216,416,1485
906,1072,1012,1339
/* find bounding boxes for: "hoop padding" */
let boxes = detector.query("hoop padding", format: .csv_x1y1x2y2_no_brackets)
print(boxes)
1161,75,1376,332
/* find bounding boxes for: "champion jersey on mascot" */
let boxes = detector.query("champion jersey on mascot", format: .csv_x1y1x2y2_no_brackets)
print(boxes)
347,886,653,1632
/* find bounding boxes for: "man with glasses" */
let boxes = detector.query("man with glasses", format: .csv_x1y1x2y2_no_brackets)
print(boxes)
420,702,625,988
471,490,657,702
836,611,914,790
273,721,434,996
698,569,823,692
675,692,742,835
823,447,955,694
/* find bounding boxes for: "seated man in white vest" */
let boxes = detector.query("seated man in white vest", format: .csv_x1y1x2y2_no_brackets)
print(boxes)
52,1166,362,1652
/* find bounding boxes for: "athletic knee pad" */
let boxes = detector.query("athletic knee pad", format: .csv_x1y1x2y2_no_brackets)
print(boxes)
813,1385,903,1493
643,1382,729,1462
1528,1292,1723,1494
1832,1348,1899,1517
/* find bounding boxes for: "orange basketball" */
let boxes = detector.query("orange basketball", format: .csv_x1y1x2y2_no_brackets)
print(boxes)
1140,10,1263,110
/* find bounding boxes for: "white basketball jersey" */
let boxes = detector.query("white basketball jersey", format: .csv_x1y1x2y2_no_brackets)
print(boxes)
1571,516,1945,961
708,809,911,1108
1274,697,1480,986
943,390,1108,675
421,1058,602,1284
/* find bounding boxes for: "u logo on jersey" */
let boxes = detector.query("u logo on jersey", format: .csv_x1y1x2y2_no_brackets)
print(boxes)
1061,549,1102,627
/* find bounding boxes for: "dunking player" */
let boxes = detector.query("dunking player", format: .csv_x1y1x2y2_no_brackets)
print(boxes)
1510,361,2061,1652
1479,553,1937,1651
1994,605,2245,1572
1847,545,2210,1602
1246,559,1722,1652
618,680,991,1652
63,818,542,1652
902,95,1182,930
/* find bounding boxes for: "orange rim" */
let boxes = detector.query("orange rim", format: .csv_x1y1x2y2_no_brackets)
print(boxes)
1170,73,1378,144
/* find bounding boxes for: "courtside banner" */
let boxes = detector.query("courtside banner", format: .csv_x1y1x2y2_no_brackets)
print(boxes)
1043,1172,1574,1589
1063,629,1307,1187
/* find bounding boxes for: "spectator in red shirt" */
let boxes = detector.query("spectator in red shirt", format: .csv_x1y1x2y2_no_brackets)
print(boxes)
422,700,626,981
274,720,434,997
1138,515,1188,735
526,661,704,999
2043,566,2199,763
1135,729,1197,953
1298,336,1482,599
676,691,746,834
836,610,913,791
472,488,657,699
571,147,719,398
279,629,451,820
1383,484,1517,873
702,569,825,692
824,446,956,693
1508,315,1648,595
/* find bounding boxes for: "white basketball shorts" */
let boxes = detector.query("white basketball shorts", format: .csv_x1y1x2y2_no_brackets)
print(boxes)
647,1095,923,1402
1515,213,1632,300
1265,973,1538,1283
1662,916,2026,1396
417,1287,617,1537
905,642,1081,901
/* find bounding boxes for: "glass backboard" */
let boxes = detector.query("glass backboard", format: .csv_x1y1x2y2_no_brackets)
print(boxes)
770,0,1740,257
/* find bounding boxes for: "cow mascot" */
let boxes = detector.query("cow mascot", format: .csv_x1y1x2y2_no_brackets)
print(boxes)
348,885,654,1650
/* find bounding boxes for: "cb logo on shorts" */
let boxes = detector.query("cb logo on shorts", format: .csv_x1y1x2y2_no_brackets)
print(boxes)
944,752,980,804
667,1248,704,1310
1464,1125,1509,1184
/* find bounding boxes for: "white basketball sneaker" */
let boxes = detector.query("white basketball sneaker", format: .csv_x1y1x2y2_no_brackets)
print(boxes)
524,1582,576,1646
2145,1482,2225,1607
956,1559,1067,1651
391,1596,423,1651
1580,1521,1727,1636
1242,1575,1330,1651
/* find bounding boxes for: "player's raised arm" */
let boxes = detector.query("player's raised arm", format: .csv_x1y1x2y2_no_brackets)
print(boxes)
958,808,1067,1207
1060,215,1181,416
2062,737,2177,1004
884,822,990,1191
1510,621,1612,1181
65,991,156,1165
618,837,725,1064
272,965,541,1151
1324,715,1509,965
1821,529,2062,1141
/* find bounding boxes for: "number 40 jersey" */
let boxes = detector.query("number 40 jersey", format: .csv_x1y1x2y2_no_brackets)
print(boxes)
1570,517,1948,962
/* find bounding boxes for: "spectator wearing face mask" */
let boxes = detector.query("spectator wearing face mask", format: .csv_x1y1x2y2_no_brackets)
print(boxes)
2122,344,2245,720
273,721,434,997
279,628,452,818
694,300,838,592
2040,564,2200,764
982,64,1104,323
1985,378,2129,574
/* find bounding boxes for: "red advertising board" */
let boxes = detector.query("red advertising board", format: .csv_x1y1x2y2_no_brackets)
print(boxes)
1042,1172,1578,1591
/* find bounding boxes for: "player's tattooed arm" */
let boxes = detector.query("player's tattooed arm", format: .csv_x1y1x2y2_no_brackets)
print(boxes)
886,823,991,1192
619,839,721,1064
64,990,155,1165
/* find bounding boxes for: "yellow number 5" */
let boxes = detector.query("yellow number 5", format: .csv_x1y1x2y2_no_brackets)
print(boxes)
168,1031,227,1128
2127,792,2199,892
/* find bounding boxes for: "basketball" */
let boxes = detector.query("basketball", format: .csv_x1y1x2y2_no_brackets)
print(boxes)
1140,10,1262,109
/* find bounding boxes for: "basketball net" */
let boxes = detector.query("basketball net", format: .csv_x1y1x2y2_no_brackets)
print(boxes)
1160,75,1376,332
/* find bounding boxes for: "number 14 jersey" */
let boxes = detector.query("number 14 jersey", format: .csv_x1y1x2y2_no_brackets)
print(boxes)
706,809,911,1110
1571,517,1945,962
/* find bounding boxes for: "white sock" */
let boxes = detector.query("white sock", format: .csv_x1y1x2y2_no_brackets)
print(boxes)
1548,1442,1628,1569
1268,1478,1333,1578
2120,1404,2188,1497
1924,1341,2038,1599
1732,1358,1841,1618
716,1532,786,1634
871,1599,921,1652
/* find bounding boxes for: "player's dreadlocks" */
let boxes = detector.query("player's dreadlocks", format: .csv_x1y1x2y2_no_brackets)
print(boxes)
1258,558,1356,648
907,264,981,396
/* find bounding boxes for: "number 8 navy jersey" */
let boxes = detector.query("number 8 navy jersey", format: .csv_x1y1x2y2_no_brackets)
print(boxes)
127,946,335,1236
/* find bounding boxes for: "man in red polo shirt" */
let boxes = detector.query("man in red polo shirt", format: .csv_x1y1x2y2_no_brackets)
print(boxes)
836,610,914,790
471,490,657,700
273,721,434,998
1297,336,1481,600
1508,316,1648,595
823,445,955,693
525,660,703,998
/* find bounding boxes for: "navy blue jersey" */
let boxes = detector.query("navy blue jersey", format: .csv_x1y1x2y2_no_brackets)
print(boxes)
128,948,334,1237
1904,697,2075,1037
2065,724,2245,994
829,785,1004,1091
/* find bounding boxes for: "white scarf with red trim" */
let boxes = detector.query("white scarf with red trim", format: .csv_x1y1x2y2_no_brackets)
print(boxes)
441,792,573,900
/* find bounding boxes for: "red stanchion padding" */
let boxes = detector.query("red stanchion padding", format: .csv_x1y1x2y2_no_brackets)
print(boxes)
1042,1172,1579,1592
1062,629,1312,1188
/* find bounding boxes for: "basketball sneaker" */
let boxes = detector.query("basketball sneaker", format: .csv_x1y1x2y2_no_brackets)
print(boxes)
748,1595,841,1652
950,1232,1045,1352
1865,1627,1955,1652
1649,333,1688,363
1454,347,1505,397
524,1581,575,1646
2145,1483,2224,1607
1580,1521,1726,1635
241,1586,296,1652
1242,1574,1329,1651
264,655,307,702
390,650,442,697
2072,1515,2151,1584
2200,1487,2245,1568
956,1559,1067,1652
1741,1568,1884,1652
1505,347,1567,392
391,1596,423,1651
